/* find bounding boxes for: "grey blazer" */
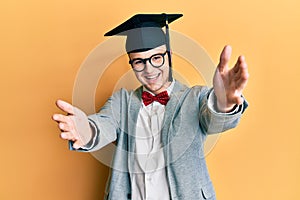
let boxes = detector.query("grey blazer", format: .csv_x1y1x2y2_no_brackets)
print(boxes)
77,80,248,200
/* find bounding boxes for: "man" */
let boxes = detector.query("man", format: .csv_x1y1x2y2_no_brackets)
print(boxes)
53,13,249,200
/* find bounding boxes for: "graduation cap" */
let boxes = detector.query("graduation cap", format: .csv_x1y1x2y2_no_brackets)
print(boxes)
104,13,183,81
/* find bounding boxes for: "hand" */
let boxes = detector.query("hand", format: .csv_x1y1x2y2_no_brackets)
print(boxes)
52,100,92,149
213,45,249,112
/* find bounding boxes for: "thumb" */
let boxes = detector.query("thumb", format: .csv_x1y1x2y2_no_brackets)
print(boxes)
56,100,75,115
73,140,83,149
218,45,232,72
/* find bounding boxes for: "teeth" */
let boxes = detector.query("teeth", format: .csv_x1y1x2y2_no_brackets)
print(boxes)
146,74,159,79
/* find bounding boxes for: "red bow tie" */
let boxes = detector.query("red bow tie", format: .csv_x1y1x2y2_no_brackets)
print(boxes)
142,91,170,106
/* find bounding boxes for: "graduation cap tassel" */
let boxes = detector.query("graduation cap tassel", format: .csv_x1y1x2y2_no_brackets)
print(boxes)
164,14,173,82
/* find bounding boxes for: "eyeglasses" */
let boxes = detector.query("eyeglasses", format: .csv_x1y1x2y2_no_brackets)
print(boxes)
129,51,167,72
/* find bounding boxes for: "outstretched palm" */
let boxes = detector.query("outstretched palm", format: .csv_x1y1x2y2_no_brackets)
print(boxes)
213,45,249,112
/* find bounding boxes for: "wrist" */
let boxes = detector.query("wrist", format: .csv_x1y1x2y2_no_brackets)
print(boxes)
216,100,237,113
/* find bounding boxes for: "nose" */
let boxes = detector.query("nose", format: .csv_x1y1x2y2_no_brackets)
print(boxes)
143,60,155,73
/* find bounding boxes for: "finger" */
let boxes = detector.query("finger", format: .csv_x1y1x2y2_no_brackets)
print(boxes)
60,132,77,141
236,74,249,92
229,96,243,106
58,122,73,132
235,63,249,90
232,55,244,73
73,141,83,149
235,96,244,105
218,45,232,72
52,113,72,124
56,100,75,115
232,58,248,82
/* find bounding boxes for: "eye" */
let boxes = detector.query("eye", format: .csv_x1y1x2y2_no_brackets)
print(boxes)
152,55,162,61
133,59,143,65
151,55,162,62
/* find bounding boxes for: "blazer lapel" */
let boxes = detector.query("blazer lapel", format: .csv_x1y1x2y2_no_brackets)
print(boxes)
127,86,143,173
161,81,189,146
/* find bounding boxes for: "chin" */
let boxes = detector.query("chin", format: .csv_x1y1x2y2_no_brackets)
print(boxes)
145,82,166,93
145,85,161,92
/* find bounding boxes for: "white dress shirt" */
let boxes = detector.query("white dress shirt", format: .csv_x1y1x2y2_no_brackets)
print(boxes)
131,81,175,200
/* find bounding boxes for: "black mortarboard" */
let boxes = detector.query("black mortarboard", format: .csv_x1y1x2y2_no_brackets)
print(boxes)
104,13,183,81
104,14,182,52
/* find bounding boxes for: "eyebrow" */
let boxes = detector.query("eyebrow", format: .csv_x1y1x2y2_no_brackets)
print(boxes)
129,50,167,60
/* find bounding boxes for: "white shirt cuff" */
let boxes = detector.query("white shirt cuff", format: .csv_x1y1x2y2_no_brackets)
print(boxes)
207,89,239,114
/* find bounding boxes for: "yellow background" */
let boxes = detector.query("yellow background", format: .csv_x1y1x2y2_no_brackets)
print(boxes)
1,0,300,199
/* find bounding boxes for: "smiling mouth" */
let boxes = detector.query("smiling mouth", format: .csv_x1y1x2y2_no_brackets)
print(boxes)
145,73,160,80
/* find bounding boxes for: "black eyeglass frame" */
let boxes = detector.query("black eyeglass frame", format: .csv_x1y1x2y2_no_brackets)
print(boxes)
129,51,168,72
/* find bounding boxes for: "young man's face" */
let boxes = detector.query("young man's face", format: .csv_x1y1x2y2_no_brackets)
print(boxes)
128,45,171,94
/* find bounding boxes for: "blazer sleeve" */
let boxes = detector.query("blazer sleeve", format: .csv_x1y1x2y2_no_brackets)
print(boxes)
70,89,125,152
199,87,248,134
